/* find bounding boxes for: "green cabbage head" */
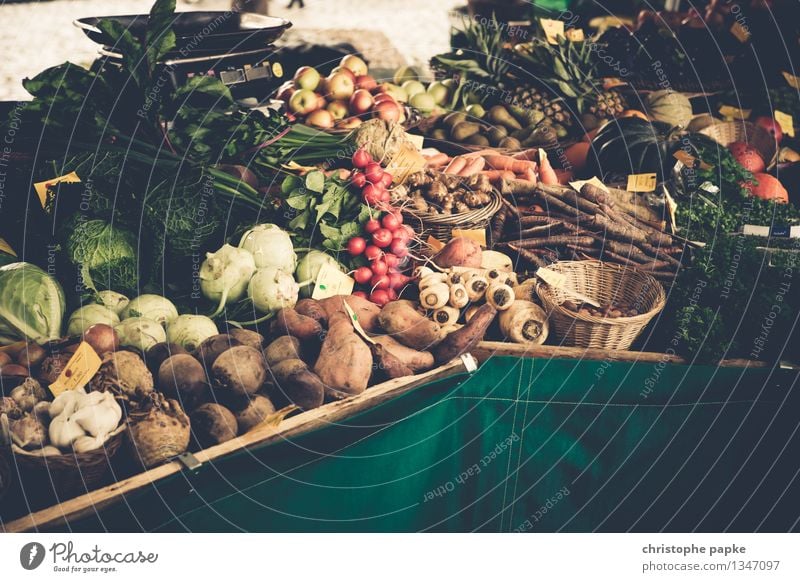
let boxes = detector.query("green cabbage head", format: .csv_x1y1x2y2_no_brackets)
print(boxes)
0,262,65,344
66,219,138,295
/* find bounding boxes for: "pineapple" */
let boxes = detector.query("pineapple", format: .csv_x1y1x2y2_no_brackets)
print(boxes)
504,84,573,127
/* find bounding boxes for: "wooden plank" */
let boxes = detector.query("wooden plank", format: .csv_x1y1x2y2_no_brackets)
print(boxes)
5,355,476,533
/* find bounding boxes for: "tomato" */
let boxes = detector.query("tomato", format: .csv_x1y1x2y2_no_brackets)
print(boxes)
371,259,388,276
362,184,382,205
364,245,383,261
389,238,408,257
364,162,384,184
353,266,373,284
370,274,390,290
371,228,393,248
346,236,366,256
352,148,372,169
380,172,393,188
364,218,381,234
351,172,367,188
369,289,390,306
383,253,399,268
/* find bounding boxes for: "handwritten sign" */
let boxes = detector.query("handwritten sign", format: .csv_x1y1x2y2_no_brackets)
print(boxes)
311,263,354,300
626,173,657,193
49,342,102,397
540,19,565,44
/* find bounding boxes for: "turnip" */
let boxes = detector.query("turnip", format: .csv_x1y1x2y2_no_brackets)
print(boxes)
239,224,296,272
96,290,130,316
295,250,345,298
248,267,299,314
121,295,179,327
166,314,218,351
66,304,120,336
199,244,256,318
114,317,167,352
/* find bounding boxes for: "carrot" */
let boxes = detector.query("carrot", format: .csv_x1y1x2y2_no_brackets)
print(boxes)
483,154,536,174
424,153,450,168
444,156,468,175
521,166,538,183
512,149,540,161
538,149,558,185
459,156,486,176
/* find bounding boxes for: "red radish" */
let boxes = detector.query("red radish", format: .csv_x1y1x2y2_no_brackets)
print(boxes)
381,213,402,231
352,149,372,168
370,289,390,306
347,236,366,256
352,290,368,299
386,288,398,301
755,116,784,144
379,190,391,204
353,266,373,284
402,224,414,238
362,184,382,204
383,253,399,268
390,238,408,257
392,228,410,243
380,172,393,187
370,274,390,290
364,162,384,184
364,245,383,260
371,259,388,276
388,272,410,289
352,172,367,188
364,218,381,233
372,228,393,248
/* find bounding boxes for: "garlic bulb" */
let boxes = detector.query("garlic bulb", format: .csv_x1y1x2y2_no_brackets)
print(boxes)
48,388,122,452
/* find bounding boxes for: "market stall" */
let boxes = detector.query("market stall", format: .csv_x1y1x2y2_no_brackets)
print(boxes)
1,0,799,532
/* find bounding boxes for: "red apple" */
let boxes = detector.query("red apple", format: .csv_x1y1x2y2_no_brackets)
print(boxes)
340,54,368,77
276,80,295,102
306,109,335,130
355,74,377,91
293,66,321,91
327,72,355,101
315,92,326,111
337,117,363,130
755,116,784,144
330,66,356,84
327,100,349,120
373,100,401,123
728,141,766,174
349,89,374,115
373,93,397,105
288,88,319,115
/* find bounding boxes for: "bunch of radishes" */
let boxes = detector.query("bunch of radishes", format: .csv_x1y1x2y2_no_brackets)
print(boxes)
350,148,394,207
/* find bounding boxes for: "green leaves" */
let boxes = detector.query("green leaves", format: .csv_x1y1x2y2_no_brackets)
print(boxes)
146,0,177,70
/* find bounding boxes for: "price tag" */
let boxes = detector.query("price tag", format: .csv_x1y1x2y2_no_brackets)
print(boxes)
540,19,565,44
674,150,713,171
604,77,627,89
407,133,425,151
427,236,445,252
565,28,585,42
718,105,751,120
569,176,608,193
311,263,354,300
33,171,81,212
0,237,16,257
626,173,657,192
782,71,800,90
386,143,427,184
342,299,375,345
49,342,102,397
730,21,751,43
451,228,487,247
775,110,795,138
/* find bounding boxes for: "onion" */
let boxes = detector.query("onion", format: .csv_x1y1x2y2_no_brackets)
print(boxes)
83,324,119,355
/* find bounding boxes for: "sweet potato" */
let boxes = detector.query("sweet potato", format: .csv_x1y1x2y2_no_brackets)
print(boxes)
294,298,327,324
270,358,325,410
433,303,497,364
313,314,372,398
272,307,323,341
377,301,444,351
433,237,483,268
264,336,302,367
370,343,414,380
371,335,434,372
318,294,381,333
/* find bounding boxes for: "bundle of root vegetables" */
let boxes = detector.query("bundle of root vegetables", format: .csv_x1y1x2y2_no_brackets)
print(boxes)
491,182,685,282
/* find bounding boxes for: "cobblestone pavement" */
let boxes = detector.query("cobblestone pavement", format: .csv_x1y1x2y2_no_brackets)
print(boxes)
0,0,462,101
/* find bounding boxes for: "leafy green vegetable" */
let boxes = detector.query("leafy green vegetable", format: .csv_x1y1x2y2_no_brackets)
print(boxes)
0,263,66,343
65,219,139,296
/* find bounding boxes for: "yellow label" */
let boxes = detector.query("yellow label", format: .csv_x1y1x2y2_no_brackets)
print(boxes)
0,237,16,257
386,143,427,184
451,228,487,247
674,150,713,171
604,77,626,89
730,21,751,43
271,62,283,78
427,236,445,252
49,342,102,397
342,299,375,345
569,176,608,193
407,133,425,151
33,171,81,212
782,71,800,90
540,19,565,44
565,28,585,42
775,110,795,138
718,105,751,120
626,173,658,192
311,263,354,300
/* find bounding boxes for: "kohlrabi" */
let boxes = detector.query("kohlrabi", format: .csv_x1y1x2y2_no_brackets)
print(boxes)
239,224,296,273
66,304,120,336
295,250,345,297
114,317,167,352
199,244,256,317
95,290,130,316
248,267,299,315
121,295,179,327
166,315,218,351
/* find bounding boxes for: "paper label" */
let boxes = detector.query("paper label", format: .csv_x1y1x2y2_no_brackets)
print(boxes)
775,110,795,138
451,228,487,247
565,28,585,42
730,22,751,43
674,150,713,170
386,143,427,184
33,171,81,213
49,342,102,397
407,133,425,151
569,176,608,193
0,237,16,257
311,263,354,300
604,77,626,89
718,105,751,120
782,71,800,90
342,299,375,344
664,189,678,233
540,19,565,44
427,236,445,252
626,173,657,192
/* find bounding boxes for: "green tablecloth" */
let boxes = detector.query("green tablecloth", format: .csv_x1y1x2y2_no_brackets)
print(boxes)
58,355,799,532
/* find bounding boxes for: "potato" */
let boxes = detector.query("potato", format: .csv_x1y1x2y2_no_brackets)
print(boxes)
434,303,496,364
370,335,434,372
377,301,445,351
158,354,209,411
227,329,265,351
270,358,325,410
294,298,327,324
433,237,483,268
235,395,276,434
194,334,242,369
272,307,323,341
146,342,188,374
318,294,381,333
212,346,267,400
190,403,238,448
264,336,302,367
313,314,372,398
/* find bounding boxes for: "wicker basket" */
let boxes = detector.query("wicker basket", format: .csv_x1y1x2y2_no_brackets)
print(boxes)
535,261,666,350
12,424,126,500
700,121,778,168
403,188,503,242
